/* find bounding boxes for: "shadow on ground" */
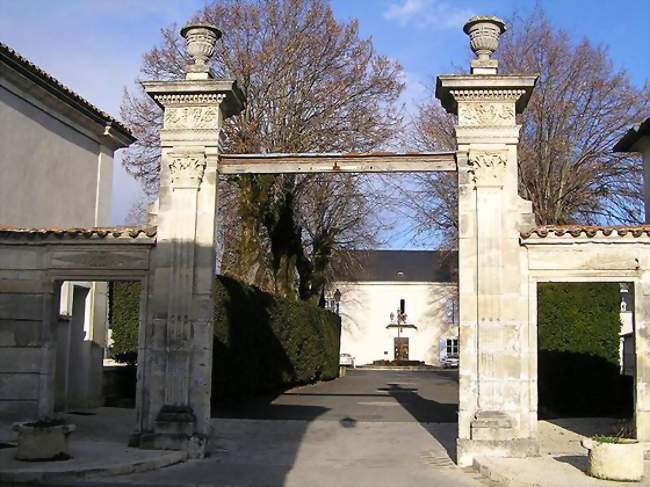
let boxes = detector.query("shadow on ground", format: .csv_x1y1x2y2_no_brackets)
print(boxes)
554,454,588,473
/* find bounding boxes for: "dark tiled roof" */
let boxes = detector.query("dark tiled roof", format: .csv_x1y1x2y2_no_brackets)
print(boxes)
333,250,457,282
0,42,135,144
613,117,650,152
521,225,650,239
0,226,157,240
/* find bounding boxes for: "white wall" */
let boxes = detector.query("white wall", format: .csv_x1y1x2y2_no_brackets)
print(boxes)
333,281,458,366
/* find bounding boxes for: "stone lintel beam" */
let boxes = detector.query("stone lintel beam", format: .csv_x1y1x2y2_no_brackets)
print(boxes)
218,152,457,174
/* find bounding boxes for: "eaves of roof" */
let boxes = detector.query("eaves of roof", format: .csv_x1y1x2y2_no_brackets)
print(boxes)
613,117,650,152
0,226,157,242
0,42,135,148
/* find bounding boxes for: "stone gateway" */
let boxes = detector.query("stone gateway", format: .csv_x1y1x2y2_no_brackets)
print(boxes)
1,15,649,468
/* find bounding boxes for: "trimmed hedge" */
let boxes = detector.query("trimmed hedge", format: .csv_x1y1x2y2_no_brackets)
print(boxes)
109,276,341,399
212,275,340,397
108,281,140,364
538,282,631,418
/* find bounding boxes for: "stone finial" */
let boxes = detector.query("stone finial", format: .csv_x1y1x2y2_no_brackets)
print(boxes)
463,16,506,75
180,22,222,80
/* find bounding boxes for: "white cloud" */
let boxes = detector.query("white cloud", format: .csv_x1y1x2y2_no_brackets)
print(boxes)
383,0,474,29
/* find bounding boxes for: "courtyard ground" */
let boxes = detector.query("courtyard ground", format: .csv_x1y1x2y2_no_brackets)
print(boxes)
1,369,648,486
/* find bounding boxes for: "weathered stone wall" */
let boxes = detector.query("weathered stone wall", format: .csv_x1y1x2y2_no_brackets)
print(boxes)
0,245,55,419
0,232,154,420
523,231,650,442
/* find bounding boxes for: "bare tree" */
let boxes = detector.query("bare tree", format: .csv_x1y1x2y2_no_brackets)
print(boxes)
120,0,403,299
406,9,649,244
502,11,649,225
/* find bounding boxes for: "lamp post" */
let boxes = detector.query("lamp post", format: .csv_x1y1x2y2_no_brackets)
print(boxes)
333,288,341,315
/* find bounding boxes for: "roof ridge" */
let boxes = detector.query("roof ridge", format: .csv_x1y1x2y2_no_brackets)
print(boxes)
521,224,650,239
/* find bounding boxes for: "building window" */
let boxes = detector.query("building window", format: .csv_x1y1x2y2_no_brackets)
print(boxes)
446,338,458,355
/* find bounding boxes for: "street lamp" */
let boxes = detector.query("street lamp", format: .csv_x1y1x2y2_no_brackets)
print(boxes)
333,288,341,315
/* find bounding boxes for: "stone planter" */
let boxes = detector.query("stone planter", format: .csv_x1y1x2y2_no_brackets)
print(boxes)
11,420,76,461
581,437,644,482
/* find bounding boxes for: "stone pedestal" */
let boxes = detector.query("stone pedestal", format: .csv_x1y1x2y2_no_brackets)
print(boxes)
130,31,244,457
437,67,538,466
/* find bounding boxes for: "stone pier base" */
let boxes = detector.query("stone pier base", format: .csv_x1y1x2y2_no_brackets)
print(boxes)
457,437,539,467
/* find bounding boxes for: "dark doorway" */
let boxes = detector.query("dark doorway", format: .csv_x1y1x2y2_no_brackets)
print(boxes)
394,337,409,361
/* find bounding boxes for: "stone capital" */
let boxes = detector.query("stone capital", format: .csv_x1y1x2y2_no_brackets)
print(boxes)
167,152,207,189
468,149,508,187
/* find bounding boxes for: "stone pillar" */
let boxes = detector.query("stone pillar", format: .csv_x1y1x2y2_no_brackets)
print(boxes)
131,23,244,457
634,272,650,441
436,16,538,466
0,251,57,420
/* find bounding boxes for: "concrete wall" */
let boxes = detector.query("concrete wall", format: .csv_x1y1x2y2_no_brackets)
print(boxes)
0,84,113,228
334,281,457,366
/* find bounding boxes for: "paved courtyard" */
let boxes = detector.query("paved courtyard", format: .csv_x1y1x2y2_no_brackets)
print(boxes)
213,368,459,422
102,369,487,487
4,369,645,486
1,369,498,486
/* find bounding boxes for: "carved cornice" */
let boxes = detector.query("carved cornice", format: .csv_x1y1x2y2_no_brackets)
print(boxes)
154,93,226,106
168,153,207,189
449,89,526,101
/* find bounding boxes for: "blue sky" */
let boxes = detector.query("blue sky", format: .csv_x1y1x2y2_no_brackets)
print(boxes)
1,0,648,239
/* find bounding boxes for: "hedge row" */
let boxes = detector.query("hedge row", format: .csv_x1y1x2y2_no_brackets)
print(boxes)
538,282,631,418
109,276,341,399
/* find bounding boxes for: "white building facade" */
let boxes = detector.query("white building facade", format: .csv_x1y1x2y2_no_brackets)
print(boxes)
331,250,458,366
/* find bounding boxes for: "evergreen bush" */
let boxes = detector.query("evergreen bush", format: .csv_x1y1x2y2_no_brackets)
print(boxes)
109,276,341,399
537,282,630,417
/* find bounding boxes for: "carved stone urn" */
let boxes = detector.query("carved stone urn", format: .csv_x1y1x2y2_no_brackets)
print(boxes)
180,22,221,75
463,16,506,61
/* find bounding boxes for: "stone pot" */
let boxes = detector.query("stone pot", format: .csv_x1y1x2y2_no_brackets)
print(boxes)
11,421,76,461
581,437,644,482
463,16,507,61
180,22,221,67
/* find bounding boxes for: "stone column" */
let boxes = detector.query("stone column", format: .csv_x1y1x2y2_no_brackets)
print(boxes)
635,272,650,441
436,16,538,466
132,23,244,457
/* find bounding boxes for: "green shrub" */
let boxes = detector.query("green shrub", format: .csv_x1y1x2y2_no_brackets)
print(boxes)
537,282,630,418
109,276,341,399
212,275,340,398
108,281,140,364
